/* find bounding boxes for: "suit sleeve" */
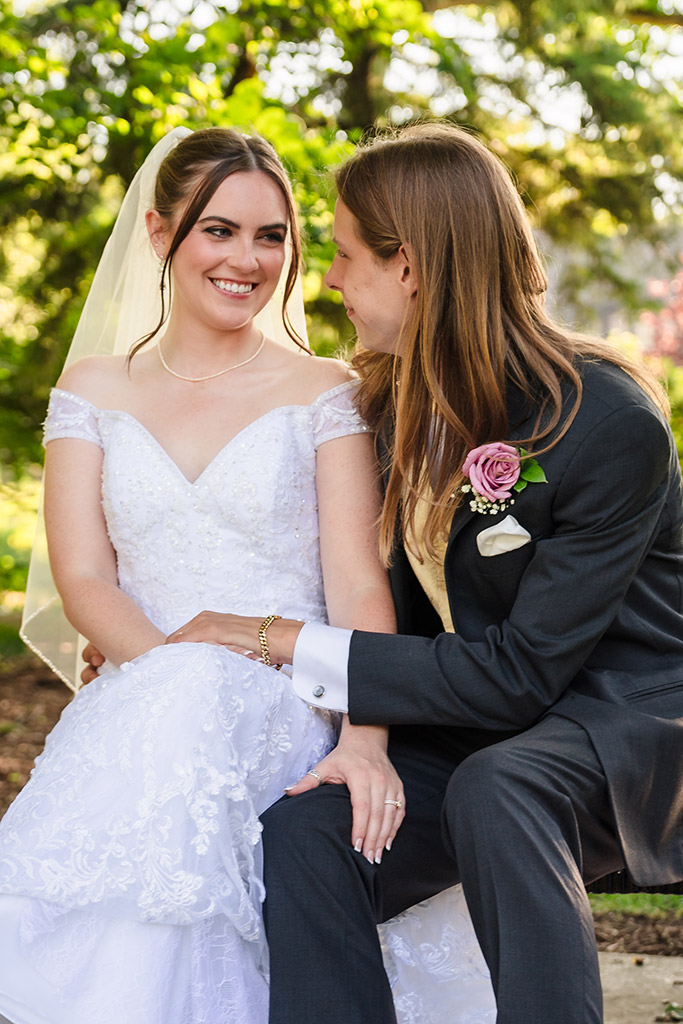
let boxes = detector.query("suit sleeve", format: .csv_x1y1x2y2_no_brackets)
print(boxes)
348,403,674,731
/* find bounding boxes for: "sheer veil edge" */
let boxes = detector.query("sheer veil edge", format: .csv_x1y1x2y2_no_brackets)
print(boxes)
21,127,309,690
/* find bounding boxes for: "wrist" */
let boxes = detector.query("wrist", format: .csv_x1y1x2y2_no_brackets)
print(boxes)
265,618,304,666
339,719,389,749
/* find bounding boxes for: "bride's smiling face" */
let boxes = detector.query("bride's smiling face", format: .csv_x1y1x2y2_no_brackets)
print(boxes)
152,170,289,334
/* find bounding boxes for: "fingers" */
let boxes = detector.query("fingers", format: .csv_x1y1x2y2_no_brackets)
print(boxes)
284,767,323,797
166,618,218,645
80,642,104,686
80,665,99,686
376,796,405,857
280,751,407,865
224,645,261,660
81,642,104,667
166,626,190,644
165,612,255,651
350,775,406,865
166,611,216,645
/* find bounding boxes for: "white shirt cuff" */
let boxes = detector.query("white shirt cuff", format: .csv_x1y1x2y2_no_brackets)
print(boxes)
292,621,351,713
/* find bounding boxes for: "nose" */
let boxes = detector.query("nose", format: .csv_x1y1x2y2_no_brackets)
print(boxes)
230,237,259,272
324,259,341,292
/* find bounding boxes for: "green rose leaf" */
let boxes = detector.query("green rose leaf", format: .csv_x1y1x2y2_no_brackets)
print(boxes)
520,458,547,483
512,478,528,493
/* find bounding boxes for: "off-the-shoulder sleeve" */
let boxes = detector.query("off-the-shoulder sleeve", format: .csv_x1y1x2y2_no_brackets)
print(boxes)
42,388,103,449
311,380,369,448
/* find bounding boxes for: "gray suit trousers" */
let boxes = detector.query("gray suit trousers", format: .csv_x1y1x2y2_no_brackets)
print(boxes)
262,715,624,1024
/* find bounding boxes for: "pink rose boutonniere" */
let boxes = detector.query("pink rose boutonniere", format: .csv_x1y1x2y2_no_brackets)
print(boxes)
461,442,547,515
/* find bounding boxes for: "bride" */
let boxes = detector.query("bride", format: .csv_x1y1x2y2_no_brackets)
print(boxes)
0,127,494,1024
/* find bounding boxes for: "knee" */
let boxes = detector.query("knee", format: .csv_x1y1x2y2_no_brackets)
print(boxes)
261,785,353,872
445,742,531,833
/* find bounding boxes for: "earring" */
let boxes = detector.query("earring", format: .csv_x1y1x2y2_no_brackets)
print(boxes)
152,247,166,289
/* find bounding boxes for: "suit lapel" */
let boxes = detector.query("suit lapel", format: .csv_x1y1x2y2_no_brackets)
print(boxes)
444,381,538,568
379,377,539,571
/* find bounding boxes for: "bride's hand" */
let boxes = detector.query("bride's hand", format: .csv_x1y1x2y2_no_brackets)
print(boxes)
81,642,105,685
165,611,261,657
285,722,405,865
165,610,304,664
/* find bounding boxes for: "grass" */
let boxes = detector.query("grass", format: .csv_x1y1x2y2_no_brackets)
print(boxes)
0,616,26,660
589,893,683,918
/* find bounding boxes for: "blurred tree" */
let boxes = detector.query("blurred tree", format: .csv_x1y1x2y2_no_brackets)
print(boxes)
642,256,683,366
1,0,682,471
640,255,683,458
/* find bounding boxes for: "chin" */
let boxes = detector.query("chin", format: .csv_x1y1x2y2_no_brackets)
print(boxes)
359,336,397,356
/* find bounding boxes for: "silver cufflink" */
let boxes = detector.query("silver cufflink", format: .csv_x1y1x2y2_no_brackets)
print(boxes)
313,685,325,698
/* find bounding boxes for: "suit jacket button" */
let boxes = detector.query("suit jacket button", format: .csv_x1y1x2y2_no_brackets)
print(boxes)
313,685,325,698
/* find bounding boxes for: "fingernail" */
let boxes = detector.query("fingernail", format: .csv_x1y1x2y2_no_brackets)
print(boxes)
385,838,392,852
284,786,294,791
354,838,362,853
365,850,374,864
374,852,382,864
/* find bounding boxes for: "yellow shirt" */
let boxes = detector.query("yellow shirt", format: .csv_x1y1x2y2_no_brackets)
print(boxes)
404,494,454,633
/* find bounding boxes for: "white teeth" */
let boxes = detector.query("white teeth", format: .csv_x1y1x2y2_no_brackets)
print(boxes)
212,280,255,294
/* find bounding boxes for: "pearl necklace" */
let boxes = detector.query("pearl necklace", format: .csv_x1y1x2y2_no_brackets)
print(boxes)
157,331,266,382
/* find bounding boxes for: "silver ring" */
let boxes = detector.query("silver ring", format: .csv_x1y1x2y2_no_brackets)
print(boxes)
306,769,321,782
384,799,403,809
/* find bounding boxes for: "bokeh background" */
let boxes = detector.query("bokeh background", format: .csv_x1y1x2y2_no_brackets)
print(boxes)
1,0,683,971
2,0,683,632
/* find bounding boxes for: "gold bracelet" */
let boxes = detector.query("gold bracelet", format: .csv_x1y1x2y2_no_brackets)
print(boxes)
258,614,282,669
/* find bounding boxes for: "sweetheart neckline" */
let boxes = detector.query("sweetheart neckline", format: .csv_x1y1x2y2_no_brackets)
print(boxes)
108,404,297,486
51,382,358,486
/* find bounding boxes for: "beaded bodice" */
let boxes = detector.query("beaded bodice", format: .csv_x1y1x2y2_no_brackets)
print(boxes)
44,381,368,635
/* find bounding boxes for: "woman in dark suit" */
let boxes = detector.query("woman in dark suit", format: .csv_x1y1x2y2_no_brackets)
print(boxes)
163,122,683,1023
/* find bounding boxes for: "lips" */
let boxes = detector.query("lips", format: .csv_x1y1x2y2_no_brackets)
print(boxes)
210,279,256,295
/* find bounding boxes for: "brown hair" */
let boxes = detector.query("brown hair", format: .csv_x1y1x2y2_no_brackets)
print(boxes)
130,127,308,359
337,121,668,564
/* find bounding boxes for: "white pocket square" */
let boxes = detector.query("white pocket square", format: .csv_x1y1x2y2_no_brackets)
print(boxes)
476,514,531,557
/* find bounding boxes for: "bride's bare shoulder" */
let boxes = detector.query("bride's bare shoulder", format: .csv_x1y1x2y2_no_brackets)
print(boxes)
55,355,130,403
287,353,355,402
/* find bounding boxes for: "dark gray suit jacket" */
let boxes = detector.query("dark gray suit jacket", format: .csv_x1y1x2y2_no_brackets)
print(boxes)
348,360,683,886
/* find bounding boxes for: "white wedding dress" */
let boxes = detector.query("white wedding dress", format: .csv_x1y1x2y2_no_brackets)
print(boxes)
0,381,495,1024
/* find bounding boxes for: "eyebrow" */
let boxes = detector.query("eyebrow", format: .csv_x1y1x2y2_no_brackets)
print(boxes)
197,216,288,232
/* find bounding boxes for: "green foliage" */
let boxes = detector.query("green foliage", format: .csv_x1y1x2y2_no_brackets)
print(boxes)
0,477,39,597
0,619,25,660
588,892,683,917
1,0,682,472
514,452,548,492
664,360,683,462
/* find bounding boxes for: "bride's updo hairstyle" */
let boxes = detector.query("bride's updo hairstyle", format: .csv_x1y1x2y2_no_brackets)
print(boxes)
337,120,668,564
130,127,307,358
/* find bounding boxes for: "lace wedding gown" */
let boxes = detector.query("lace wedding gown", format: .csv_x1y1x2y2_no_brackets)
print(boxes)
0,381,494,1024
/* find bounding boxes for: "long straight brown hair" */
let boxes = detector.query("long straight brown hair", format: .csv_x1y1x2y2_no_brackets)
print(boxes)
337,122,668,564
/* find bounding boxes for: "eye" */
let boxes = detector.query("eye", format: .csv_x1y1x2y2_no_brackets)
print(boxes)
261,231,286,245
335,246,348,260
203,226,232,239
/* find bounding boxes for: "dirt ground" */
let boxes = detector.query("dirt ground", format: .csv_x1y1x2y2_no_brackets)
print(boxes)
600,952,683,1023
0,654,70,817
1,654,683,1022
